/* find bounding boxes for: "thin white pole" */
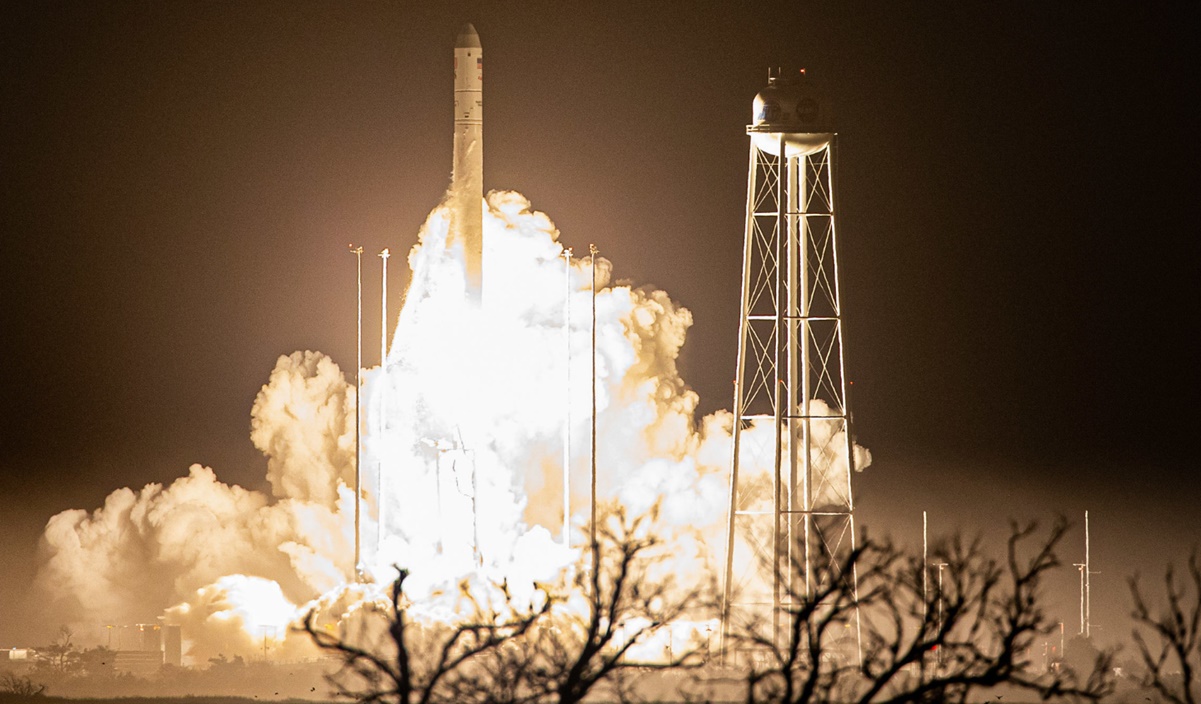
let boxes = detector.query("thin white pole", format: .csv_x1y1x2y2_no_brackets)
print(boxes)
935,562,948,666
562,248,573,547
923,511,929,623
377,248,390,559
1084,510,1091,638
589,244,598,571
379,249,390,364
350,244,363,577
1075,563,1085,635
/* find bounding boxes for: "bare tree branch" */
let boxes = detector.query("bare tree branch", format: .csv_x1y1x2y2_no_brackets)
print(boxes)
300,502,710,704
1131,549,1201,704
723,519,1113,703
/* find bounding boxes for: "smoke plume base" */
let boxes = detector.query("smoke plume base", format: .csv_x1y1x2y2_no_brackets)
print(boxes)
34,190,869,662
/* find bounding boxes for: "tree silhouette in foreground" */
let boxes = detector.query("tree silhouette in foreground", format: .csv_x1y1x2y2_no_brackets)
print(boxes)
301,504,708,704
305,509,1113,703
716,519,1113,703
0,673,46,698
35,626,78,675
1131,549,1200,704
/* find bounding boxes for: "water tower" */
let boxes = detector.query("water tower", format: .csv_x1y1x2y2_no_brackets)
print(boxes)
720,68,861,657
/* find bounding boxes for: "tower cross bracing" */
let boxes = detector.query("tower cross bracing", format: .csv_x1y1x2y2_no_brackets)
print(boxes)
721,110,861,661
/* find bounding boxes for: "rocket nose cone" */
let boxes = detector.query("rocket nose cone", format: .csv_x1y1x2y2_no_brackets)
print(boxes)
456,23,481,49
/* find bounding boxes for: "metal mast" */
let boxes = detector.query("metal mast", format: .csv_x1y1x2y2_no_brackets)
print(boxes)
380,249,390,364
350,244,364,577
1074,511,1097,638
589,244,599,572
563,247,574,548
923,511,929,623
935,562,949,666
721,69,860,659
1078,510,1095,638
1085,510,1091,638
377,248,390,558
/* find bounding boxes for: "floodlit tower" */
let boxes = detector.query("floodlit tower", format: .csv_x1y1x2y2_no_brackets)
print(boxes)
721,68,860,658
1076,510,1096,638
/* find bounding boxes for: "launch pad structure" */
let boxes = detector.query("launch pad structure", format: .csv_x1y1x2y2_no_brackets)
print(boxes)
720,69,860,659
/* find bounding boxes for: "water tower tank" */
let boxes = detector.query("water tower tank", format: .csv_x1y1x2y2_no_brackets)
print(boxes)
748,69,834,157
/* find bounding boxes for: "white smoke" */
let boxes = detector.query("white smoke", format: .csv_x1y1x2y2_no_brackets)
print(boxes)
250,350,354,504
36,354,361,660
34,189,869,662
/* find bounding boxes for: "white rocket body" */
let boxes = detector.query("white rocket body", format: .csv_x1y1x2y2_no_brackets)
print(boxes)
452,23,483,302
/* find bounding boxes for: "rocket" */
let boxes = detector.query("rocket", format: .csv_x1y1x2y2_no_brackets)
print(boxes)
452,23,484,303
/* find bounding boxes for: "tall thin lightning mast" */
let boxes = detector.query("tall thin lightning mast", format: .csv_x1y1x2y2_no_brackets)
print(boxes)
935,562,949,665
589,243,599,571
350,244,364,576
562,247,573,547
380,249,390,364
1074,561,1085,635
1085,510,1092,638
377,248,390,557
1074,511,1096,638
923,511,929,623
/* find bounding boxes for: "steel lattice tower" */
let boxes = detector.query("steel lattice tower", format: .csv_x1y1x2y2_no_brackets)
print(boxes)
721,69,860,659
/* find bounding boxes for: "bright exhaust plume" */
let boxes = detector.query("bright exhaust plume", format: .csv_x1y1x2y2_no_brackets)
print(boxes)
34,190,869,662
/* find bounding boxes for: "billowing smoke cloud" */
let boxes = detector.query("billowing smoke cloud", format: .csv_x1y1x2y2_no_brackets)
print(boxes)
34,190,870,662
36,353,359,660
250,350,355,504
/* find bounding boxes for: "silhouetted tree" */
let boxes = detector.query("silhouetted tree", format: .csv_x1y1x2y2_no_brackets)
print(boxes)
34,626,78,675
0,673,46,698
305,508,1112,704
720,519,1113,703
301,503,709,704
1130,549,1200,704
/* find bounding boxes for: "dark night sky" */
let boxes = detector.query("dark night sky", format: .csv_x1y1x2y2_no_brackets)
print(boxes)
1,2,1197,645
